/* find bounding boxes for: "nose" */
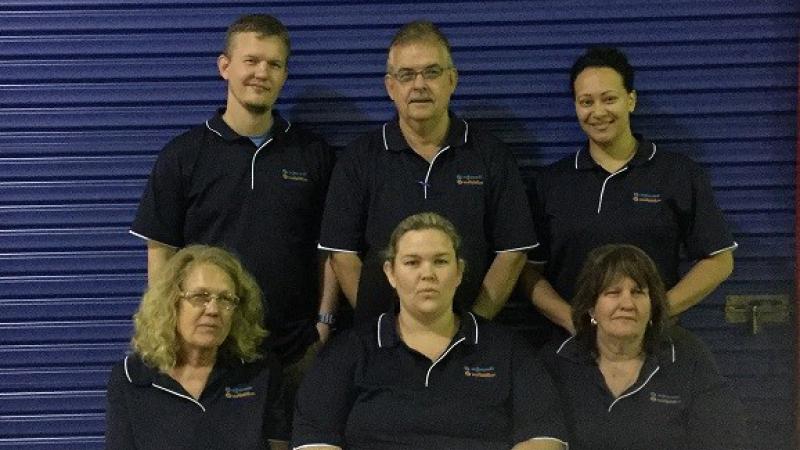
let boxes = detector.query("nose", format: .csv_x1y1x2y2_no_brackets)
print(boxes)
203,298,221,315
420,261,436,279
253,61,269,78
411,72,427,89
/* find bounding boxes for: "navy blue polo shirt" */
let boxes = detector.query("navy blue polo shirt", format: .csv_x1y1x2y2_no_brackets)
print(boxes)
319,114,537,323
292,311,568,449
131,110,335,362
540,327,748,450
529,135,736,301
105,353,289,449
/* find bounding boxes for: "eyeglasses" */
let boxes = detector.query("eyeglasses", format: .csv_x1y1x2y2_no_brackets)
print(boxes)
387,65,451,83
180,291,240,311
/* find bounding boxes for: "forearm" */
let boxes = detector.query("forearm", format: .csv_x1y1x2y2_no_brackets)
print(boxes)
667,250,734,316
146,240,177,285
329,252,362,308
520,263,574,334
511,438,567,450
316,254,340,342
267,440,289,450
472,251,526,319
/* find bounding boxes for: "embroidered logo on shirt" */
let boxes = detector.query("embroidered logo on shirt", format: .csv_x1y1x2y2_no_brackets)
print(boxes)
633,192,662,203
225,385,256,399
456,174,484,186
649,392,682,405
464,365,496,378
282,169,310,182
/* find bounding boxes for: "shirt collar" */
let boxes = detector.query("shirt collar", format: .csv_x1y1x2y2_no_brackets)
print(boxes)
382,111,469,153
573,134,657,171
554,334,676,366
122,353,241,387
376,309,480,349
205,108,291,143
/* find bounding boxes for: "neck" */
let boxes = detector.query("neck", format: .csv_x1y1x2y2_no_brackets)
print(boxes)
222,101,274,137
176,346,218,369
397,307,457,341
398,114,450,160
596,333,644,362
589,131,637,173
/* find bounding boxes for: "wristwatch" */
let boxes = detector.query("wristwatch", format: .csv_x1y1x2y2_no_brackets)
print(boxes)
317,312,336,325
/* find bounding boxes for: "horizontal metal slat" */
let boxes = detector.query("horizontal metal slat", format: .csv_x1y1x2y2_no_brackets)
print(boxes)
0,181,145,204
0,321,132,344
0,367,112,391
0,252,144,277
0,273,145,298
0,205,135,228
0,343,126,368
0,227,144,252
0,413,104,437
0,391,105,414
0,297,138,321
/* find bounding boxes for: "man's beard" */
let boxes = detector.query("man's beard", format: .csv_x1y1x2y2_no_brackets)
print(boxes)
243,101,270,115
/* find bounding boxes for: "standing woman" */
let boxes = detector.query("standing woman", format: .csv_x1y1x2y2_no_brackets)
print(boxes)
105,245,288,449
293,212,567,450
541,244,747,449
522,47,736,335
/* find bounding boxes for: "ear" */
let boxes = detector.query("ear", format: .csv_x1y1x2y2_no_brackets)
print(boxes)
384,74,396,102
448,67,458,92
383,260,397,289
217,54,231,80
627,89,637,113
455,258,465,287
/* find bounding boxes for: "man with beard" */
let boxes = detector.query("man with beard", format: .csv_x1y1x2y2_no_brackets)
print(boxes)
130,15,337,376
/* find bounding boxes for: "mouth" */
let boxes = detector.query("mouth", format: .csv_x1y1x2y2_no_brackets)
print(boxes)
409,98,433,104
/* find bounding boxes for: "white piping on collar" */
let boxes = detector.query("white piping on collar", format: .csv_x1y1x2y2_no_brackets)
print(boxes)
421,146,450,199
467,312,479,344
382,119,468,151
574,149,581,169
293,445,340,450
377,312,387,348
152,383,207,412
127,230,179,249
425,336,466,387
608,365,660,412
556,335,574,354
596,167,628,213
284,119,292,133
205,120,223,137
123,355,132,383
250,137,274,190
647,142,657,160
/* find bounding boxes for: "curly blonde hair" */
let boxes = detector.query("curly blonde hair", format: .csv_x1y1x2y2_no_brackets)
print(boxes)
131,245,268,371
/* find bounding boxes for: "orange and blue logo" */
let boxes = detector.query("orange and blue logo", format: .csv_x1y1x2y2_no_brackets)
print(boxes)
282,169,309,182
464,365,496,378
456,174,484,186
633,192,661,204
225,385,256,399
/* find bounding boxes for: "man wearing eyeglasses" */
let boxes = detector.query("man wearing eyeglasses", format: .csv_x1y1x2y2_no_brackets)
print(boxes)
319,20,537,324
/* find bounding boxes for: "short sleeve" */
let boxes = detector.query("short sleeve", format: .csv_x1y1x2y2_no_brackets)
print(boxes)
526,169,550,263
262,353,291,442
510,336,568,445
318,141,368,253
292,332,362,447
683,161,736,260
679,330,749,449
105,362,137,450
130,138,188,247
480,132,538,252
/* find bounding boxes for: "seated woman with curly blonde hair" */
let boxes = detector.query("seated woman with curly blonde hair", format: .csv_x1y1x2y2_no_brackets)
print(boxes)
105,245,288,450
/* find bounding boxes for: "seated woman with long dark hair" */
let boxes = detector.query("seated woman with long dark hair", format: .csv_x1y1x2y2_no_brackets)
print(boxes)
541,244,747,450
292,212,567,450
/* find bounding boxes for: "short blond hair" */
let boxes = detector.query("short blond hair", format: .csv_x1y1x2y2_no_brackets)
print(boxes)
131,245,267,371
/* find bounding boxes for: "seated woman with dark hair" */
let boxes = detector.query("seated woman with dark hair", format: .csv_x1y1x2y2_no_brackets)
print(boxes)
292,212,567,450
541,244,747,450
105,245,288,450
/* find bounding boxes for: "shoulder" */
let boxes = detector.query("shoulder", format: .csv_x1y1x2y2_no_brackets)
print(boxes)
664,326,715,365
161,123,214,153
109,354,156,387
283,124,331,152
649,148,705,176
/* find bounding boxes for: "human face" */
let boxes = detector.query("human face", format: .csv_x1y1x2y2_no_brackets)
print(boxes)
218,32,288,115
385,41,457,128
573,67,636,148
383,228,463,319
176,263,236,355
591,276,651,343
